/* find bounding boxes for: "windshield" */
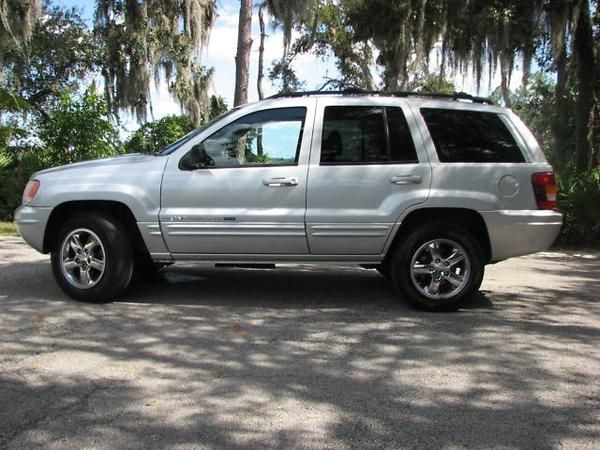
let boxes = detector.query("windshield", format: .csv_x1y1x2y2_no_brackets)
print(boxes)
155,108,239,156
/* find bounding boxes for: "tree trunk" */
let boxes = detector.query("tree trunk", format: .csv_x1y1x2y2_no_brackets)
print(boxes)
234,0,253,107
553,44,570,164
500,56,512,108
573,0,595,171
257,3,266,100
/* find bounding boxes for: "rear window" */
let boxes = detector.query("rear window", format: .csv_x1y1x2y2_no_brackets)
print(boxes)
420,108,525,163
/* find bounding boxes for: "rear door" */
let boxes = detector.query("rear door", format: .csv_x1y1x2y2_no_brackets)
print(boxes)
305,98,432,255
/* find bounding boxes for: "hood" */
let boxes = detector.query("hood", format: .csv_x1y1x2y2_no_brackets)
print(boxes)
33,153,158,177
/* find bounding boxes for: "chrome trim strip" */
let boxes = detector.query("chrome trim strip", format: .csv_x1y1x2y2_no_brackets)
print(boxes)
308,223,391,238
168,231,306,237
165,223,305,229
165,222,306,237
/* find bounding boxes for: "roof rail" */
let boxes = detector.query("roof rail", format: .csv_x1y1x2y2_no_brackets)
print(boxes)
267,88,494,105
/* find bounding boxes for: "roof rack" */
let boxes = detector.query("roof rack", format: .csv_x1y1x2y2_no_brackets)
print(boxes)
267,88,494,105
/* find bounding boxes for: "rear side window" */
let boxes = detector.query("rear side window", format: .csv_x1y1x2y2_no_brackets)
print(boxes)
420,108,525,163
321,106,417,164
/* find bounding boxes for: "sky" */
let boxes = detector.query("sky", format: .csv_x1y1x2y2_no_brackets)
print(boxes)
56,0,523,134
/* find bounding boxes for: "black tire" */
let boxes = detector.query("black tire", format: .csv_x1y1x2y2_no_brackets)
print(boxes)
390,222,485,311
376,263,391,278
50,213,134,302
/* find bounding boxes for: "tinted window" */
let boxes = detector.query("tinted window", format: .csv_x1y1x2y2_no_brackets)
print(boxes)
321,106,385,164
387,107,418,163
321,106,417,164
201,107,306,167
420,108,525,163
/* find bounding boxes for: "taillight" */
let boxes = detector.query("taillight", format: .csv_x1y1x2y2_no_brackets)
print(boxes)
531,172,557,210
22,180,40,205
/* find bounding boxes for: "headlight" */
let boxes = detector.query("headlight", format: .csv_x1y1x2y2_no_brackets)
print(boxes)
22,180,40,205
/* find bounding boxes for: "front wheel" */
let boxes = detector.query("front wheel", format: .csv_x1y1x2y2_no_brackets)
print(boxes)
51,214,134,302
390,223,484,311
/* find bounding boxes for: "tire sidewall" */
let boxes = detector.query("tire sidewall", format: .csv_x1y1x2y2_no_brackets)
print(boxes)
391,223,484,311
51,214,133,302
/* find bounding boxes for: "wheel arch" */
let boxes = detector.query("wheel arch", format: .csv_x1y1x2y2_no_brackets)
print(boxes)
384,207,492,265
43,200,148,257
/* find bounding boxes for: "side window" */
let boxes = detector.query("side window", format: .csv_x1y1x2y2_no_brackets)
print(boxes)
320,106,417,164
201,107,306,167
420,108,525,163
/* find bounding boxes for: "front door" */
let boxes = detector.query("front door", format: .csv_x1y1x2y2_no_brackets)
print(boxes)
160,103,313,255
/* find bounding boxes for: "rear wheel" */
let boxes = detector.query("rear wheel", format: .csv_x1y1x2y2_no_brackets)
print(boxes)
51,214,134,302
390,222,484,311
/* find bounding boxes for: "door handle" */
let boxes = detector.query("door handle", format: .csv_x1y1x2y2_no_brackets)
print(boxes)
262,177,298,187
390,175,422,185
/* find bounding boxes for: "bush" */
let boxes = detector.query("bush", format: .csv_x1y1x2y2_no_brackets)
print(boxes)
125,115,195,154
555,168,600,246
0,86,121,220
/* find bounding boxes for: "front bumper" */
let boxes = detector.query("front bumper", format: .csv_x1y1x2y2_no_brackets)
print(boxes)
480,210,563,262
14,205,53,253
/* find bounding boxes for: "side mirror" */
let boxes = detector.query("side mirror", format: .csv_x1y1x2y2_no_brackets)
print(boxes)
180,143,215,170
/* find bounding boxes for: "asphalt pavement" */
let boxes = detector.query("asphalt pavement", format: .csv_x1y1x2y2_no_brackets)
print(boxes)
1,236,599,449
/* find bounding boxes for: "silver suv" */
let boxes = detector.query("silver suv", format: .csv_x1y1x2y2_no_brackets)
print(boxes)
15,91,562,310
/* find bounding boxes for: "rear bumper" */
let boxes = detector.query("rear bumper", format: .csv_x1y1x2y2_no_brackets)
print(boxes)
481,210,562,262
14,206,52,253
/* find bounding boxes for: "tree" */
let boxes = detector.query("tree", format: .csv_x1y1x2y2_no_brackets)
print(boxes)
125,115,195,154
234,0,253,106
255,0,316,99
1,6,98,118
209,95,228,120
0,0,42,64
95,0,216,124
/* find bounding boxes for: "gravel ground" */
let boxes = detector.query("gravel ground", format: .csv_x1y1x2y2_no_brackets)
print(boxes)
1,236,599,449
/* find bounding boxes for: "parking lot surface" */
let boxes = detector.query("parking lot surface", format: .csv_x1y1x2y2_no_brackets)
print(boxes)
1,236,599,449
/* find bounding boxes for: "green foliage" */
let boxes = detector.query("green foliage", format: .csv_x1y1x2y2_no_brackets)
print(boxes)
269,56,305,93
0,221,17,236
556,169,600,246
413,74,455,94
95,0,216,123
0,86,122,220
209,95,228,120
1,6,98,116
506,73,577,167
38,86,121,166
292,1,374,90
125,115,195,154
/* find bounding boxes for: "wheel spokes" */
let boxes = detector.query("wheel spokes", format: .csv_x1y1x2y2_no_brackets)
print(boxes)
89,257,105,272
410,238,471,300
427,241,442,261
427,277,441,295
413,262,431,275
69,234,83,253
60,228,106,290
79,268,92,286
63,259,78,271
445,249,465,267
83,236,100,253
446,272,464,287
